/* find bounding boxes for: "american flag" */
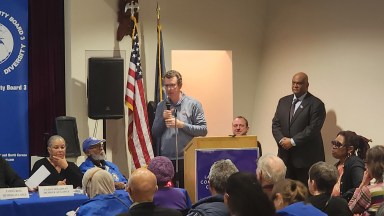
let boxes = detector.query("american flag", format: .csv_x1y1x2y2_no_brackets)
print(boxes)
125,19,154,168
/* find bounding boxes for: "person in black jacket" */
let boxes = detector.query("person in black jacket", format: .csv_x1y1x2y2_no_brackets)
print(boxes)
308,161,352,216
225,172,275,216
330,130,371,201
187,159,238,216
31,135,83,188
0,156,26,188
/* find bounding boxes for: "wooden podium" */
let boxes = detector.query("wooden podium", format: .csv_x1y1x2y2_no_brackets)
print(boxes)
183,136,257,203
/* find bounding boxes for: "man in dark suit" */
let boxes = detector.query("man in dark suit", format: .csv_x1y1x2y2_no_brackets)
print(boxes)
272,72,326,185
117,167,181,216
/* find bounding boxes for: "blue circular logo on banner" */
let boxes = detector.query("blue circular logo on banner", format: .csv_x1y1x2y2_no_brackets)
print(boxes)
0,10,26,75
0,23,14,64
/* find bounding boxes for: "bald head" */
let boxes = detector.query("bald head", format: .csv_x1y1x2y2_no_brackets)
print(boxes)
127,168,158,203
291,72,309,98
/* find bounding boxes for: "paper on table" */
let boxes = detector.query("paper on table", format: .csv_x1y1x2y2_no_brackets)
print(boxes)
25,165,50,189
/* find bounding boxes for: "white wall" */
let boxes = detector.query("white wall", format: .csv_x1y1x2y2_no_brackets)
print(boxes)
254,0,384,163
64,0,384,172
64,0,267,176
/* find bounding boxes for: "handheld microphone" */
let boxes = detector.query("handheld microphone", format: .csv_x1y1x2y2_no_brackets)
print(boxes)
165,98,171,110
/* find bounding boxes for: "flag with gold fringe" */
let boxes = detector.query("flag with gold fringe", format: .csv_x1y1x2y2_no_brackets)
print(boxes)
125,15,154,168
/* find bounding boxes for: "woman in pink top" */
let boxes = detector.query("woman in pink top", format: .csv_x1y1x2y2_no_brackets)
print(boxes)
349,145,384,216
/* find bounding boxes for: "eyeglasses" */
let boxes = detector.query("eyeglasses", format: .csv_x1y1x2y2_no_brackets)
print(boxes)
331,140,345,149
163,83,177,89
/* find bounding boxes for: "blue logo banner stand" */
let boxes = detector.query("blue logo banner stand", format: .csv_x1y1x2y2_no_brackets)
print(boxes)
196,148,259,201
0,0,29,178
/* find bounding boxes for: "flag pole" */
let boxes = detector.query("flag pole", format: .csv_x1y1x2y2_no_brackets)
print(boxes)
125,1,154,170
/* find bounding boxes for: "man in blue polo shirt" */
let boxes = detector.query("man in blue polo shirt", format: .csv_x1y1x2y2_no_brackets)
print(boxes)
79,137,127,189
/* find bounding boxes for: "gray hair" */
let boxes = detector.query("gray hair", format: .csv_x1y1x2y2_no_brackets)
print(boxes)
256,154,286,184
47,135,65,147
208,159,239,194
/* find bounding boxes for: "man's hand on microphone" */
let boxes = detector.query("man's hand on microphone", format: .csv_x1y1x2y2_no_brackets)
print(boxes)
165,118,184,128
163,110,173,119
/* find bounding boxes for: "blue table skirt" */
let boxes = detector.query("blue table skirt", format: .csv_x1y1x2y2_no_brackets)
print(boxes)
0,192,89,216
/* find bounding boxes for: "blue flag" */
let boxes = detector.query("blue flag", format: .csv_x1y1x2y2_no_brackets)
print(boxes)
154,6,166,105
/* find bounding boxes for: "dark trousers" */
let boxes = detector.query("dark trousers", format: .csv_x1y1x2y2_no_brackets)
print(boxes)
171,159,184,188
285,160,310,187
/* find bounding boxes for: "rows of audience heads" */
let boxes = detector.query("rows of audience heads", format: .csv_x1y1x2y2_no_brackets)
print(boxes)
4,129,384,216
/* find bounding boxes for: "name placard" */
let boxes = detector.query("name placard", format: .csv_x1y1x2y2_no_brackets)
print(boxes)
38,185,74,198
0,187,29,200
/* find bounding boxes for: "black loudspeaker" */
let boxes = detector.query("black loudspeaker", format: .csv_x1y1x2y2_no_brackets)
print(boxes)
88,57,124,119
55,116,81,157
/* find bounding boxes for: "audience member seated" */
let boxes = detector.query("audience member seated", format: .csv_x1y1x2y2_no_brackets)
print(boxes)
117,167,182,216
0,156,27,188
224,172,275,216
79,137,127,190
31,135,82,188
187,159,238,216
75,167,132,216
331,130,371,201
147,156,191,215
256,154,287,198
307,161,352,216
349,145,384,215
272,179,326,216
232,116,262,156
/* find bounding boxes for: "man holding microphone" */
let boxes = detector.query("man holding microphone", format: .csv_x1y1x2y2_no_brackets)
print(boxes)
152,70,207,188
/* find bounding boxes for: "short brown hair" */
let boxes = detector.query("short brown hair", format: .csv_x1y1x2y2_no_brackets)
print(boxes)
234,116,248,127
163,70,182,87
272,179,308,205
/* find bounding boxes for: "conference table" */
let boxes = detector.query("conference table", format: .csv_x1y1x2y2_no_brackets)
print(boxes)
0,192,89,216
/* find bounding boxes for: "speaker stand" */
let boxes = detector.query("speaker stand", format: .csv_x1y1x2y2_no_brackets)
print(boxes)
103,119,107,152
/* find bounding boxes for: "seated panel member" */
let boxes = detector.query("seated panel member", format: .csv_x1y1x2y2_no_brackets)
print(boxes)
232,116,262,156
31,135,83,188
0,156,27,188
79,137,127,189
